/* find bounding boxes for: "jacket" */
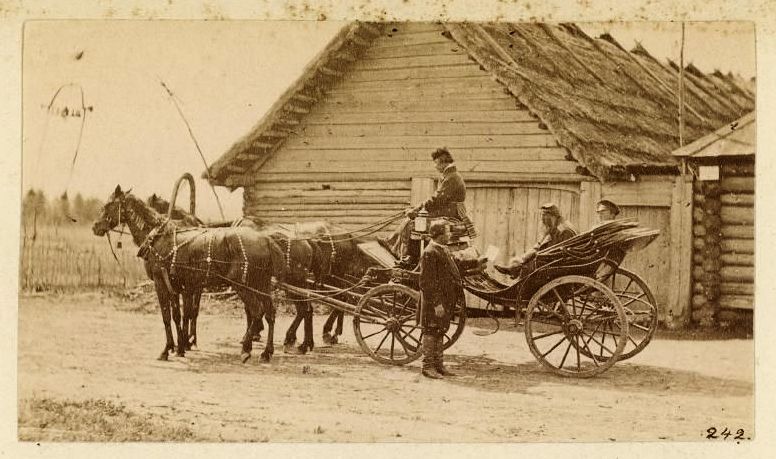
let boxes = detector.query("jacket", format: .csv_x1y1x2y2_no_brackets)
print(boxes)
422,164,467,219
418,240,464,330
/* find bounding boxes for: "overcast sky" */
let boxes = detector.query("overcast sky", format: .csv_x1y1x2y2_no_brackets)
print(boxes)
22,21,755,220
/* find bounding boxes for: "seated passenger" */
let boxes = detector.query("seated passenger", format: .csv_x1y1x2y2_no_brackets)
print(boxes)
494,203,577,278
593,199,621,228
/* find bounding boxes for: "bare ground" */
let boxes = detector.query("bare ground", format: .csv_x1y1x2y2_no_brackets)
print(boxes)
17,293,754,442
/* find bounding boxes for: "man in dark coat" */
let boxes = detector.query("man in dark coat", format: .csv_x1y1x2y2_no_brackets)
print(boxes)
495,203,577,278
383,148,475,266
418,220,464,379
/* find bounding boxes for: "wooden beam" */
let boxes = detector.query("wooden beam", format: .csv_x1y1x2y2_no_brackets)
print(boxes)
668,175,694,326
579,180,602,232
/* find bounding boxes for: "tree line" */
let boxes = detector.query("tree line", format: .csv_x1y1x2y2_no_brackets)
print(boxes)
22,189,104,226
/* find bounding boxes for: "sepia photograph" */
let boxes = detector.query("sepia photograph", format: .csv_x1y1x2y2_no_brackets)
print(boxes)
4,1,768,451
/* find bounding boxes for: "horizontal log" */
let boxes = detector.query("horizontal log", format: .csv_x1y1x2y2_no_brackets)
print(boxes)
720,205,754,225
720,193,755,206
721,224,754,239
693,193,705,204
372,30,451,48
276,147,569,163
297,121,546,138
315,96,518,113
246,180,411,192
692,265,705,279
262,159,580,174
721,282,754,296
693,225,706,237
246,209,403,218
239,171,587,185
721,177,754,193
691,294,707,308
719,295,754,310
246,202,407,211
306,110,536,124
716,309,751,323
362,41,462,59
345,65,487,82
720,253,754,267
331,75,497,94
322,87,512,105
720,266,754,283
350,53,472,71
283,134,558,150
721,162,755,176
693,254,703,265
247,189,408,199
721,238,754,254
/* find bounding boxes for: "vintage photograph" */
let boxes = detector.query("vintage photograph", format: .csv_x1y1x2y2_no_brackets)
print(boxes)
16,19,755,442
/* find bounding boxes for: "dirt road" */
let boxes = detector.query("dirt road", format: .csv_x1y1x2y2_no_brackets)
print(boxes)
17,293,754,442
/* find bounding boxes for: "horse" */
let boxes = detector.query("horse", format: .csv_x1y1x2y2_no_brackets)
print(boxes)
92,185,286,363
145,195,373,353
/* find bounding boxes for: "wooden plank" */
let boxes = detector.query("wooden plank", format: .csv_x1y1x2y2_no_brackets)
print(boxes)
410,177,436,207
719,295,754,310
720,205,754,225
323,87,513,105
262,160,580,174
721,224,754,239
720,266,754,283
601,180,673,207
276,147,569,163
721,253,754,266
283,134,558,150
246,189,409,199
579,181,602,232
344,65,486,82
305,110,536,124
721,162,755,176
330,75,498,94
314,96,518,113
363,41,468,59
247,203,407,211
721,193,755,206
667,176,693,323
243,171,586,185
297,121,546,137
721,238,754,254
382,23,445,34
246,180,411,192
720,177,755,193
371,30,450,48
245,209,402,218
350,53,472,71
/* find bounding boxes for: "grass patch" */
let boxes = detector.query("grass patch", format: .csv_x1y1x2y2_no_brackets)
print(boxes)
18,397,196,442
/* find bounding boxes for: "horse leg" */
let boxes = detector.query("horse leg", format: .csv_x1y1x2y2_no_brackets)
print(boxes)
176,293,194,357
172,294,187,357
188,290,201,350
153,279,175,361
333,310,344,344
283,301,304,353
251,311,264,342
322,309,336,344
260,292,276,362
236,289,255,363
300,301,314,353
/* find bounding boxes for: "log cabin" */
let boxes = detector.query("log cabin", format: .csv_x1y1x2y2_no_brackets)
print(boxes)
205,22,754,324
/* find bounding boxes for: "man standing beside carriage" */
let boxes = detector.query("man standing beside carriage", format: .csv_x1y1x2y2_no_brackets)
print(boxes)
418,220,463,379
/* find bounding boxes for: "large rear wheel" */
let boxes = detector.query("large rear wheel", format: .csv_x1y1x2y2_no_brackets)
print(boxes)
599,268,658,361
524,275,628,378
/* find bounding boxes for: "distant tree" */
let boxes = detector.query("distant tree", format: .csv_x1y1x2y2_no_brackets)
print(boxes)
72,193,85,222
49,193,73,225
21,189,48,225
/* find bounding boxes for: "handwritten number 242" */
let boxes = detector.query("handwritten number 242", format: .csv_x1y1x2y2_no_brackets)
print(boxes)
706,427,745,440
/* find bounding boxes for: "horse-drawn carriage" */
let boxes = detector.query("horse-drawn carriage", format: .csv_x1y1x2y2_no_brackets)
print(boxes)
93,174,660,378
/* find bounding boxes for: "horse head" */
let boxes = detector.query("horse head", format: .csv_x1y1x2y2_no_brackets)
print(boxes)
92,185,133,236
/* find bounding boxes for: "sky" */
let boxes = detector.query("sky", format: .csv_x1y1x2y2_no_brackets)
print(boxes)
22,21,756,221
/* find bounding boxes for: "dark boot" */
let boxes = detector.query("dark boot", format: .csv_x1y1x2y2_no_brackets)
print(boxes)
435,335,456,376
421,335,442,379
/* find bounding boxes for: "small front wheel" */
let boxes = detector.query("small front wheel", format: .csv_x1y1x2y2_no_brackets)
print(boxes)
353,284,423,365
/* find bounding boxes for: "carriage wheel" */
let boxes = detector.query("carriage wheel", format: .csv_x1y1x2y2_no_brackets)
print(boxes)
598,268,658,361
353,284,423,365
403,298,467,353
524,275,628,378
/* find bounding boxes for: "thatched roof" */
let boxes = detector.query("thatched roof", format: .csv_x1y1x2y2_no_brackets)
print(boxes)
672,112,755,158
207,22,754,185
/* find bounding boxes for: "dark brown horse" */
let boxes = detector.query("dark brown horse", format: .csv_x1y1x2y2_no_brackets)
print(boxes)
93,186,285,363
145,195,373,354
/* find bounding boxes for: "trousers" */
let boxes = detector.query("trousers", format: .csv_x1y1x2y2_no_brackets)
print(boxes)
422,331,445,372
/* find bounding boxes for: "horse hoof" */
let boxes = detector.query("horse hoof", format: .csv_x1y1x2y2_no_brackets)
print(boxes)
330,336,338,345
297,345,310,355
322,333,332,345
241,352,251,363
285,344,303,355
157,354,168,361
260,353,271,363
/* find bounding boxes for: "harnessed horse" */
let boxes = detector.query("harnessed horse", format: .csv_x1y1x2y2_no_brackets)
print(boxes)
92,185,286,363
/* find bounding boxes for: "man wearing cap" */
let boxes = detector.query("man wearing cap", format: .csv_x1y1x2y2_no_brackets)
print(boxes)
383,148,475,266
594,199,621,226
418,220,463,379
494,203,577,277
